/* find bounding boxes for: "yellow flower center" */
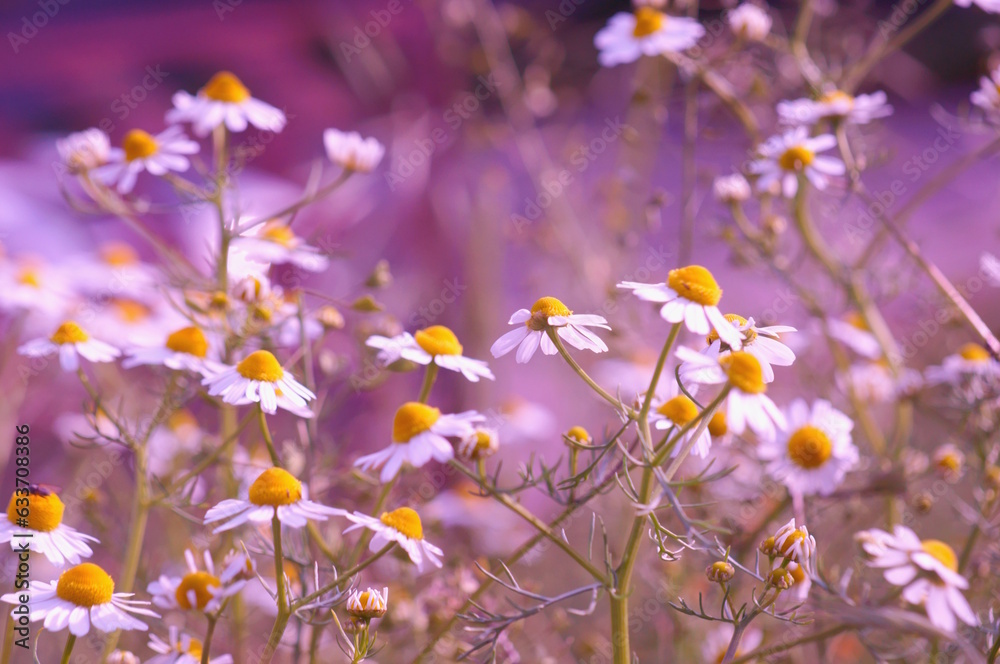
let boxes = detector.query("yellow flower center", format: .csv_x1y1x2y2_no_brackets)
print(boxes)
392,402,441,442
778,529,808,558
527,296,572,331
168,409,198,432
778,145,815,172
414,325,464,356
789,563,807,584
786,425,833,469
100,242,139,267
657,395,699,426
56,563,115,607
566,426,590,443
936,451,962,474
632,7,665,37
819,90,854,107
181,639,204,658
844,311,869,331
958,342,991,362
667,266,722,307
174,571,221,610
920,539,958,572
113,298,151,323
379,506,424,540
706,314,756,346
261,222,296,247
248,467,303,506
122,129,159,162
7,489,64,532
165,326,209,358
17,266,41,287
236,350,284,381
719,351,765,394
50,321,89,345
708,412,728,437
202,71,251,103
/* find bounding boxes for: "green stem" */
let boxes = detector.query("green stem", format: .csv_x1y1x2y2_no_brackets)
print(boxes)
201,614,219,664
261,517,290,664
259,406,281,467
417,363,439,404
293,543,395,610
59,634,76,664
548,331,633,415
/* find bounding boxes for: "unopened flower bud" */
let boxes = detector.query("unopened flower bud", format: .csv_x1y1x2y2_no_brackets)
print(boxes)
706,561,735,583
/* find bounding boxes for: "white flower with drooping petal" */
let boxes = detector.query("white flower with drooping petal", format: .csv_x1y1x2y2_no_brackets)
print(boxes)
340,506,444,571
367,325,494,382
594,7,705,67
94,126,199,194
18,321,120,372
1,487,98,566
167,71,286,137
232,221,330,272
324,128,385,172
681,314,795,384
490,296,610,364
57,128,111,173
123,325,224,376
749,127,845,198
827,312,882,359
778,90,892,126
203,350,315,415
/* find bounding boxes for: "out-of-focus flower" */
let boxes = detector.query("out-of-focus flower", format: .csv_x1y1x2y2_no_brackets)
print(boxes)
232,220,329,272
981,252,1000,285
758,399,858,496
682,315,795,384
346,587,389,620
767,519,817,573
148,625,233,664
713,173,752,204
676,347,786,439
0,258,71,317
2,487,98,566
148,549,246,614
932,443,965,482
341,506,444,571
750,127,844,198
827,312,882,359
702,624,762,662
728,3,772,41
323,128,385,172
594,7,705,67
955,0,1000,14
108,651,141,664
1,563,158,636
18,320,120,372
167,71,286,137
856,526,977,632
925,343,1000,384
95,126,199,194
619,266,743,350
457,427,499,461
778,90,892,126
490,296,610,363
367,325,495,382
203,467,342,533
123,325,223,376
355,402,484,481
649,380,713,458
203,350,315,414
57,128,111,173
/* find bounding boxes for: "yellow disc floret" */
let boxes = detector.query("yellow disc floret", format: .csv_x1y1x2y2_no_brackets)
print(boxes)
527,297,572,331
236,350,284,381
174,571,221,610
50,321,89,345
632,7,665,37
165,326,209,358
708,412,728,437
657,395,699,426
667,266,722,307
819,90,854,107
261,222,296,247
56,563,115,607
202,71,251,103
414,326,463,356
248,467,303,506
181,638,204,658
566,426,591,443
392,402,441,443
7,488,64,532
99,242,139,267
921,539,958,573
778,145,815,172
719,351,765,394
786,425,833,469
379,507,424,540
122,129,159,162
958,343,991,362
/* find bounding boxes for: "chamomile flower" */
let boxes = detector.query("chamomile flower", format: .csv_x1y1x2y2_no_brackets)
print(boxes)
18,320,120,372
1,487,98,566
856,526,977,632
457,427,499,461
1,563,158,636
932,443,965,482
702,625,762,663
108,651,141,664
231,221,329,272
323,128,385,172
594,6,705,67
925,343,1000,383
827,312,882,359
759,399,858,496
342,506,444,571
167,71,286,137
203,467,343,533
981,252,1000,285
683,315,796,384
713,173,752,204
750,127,845,198
95,126,199,194
123,325,223,376
777,90,892,126
955,0,1000,14
728,3,772,41
0,258,72,317
767,519,817,572
148,626,233,664
676,347,786,439
619,266,743,350
649,381,713,458
367,325,495,382
346,587,389,620
57,128,110,173
839,360,922,402
203,349,315,414
490,296,610,364
147,549,246,613
354,402,484,482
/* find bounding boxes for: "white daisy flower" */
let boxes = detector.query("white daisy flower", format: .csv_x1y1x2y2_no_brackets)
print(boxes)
57,128,111,173
955,0,1000,13
713,173,752,204
839,360,922,403
925,342,1000,384
2,487,98,566
777,90,892,126
702,624,762,663
682,314,795,384
354,402,484,482
981,252,1000,285
676,346,786,439
203,350,315,415
148,625,233,664
147,549,246,614
204,467,343,533
749,127,845,198
769,518,817,572
123,325,224,376
759,399,858,496
166,71,286,137
827,312,882,359
648,380,713,459
0,258,72,317
71,241,159,301
594,7,705,67
1,563,158,636
856,526,978,632
341,506,444,571
728,3,772,41
619,266,744,351
18,320,120,372
367,325,495,382
94,126,199,194
323,128,385,172
346,587,388,620
231,221,329,272
490,296,610,364
456,427,500,461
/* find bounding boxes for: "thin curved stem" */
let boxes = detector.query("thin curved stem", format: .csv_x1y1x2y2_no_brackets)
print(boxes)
548,330,633,415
